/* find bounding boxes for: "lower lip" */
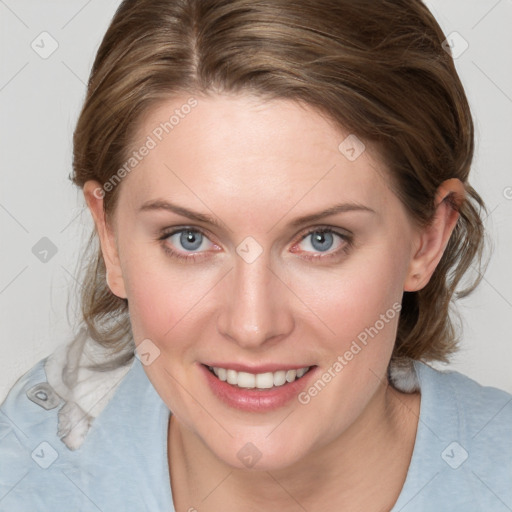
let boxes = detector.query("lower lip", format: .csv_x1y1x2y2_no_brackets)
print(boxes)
199,364,318,412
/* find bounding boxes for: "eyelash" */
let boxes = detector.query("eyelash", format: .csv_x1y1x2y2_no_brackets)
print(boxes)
157,226,353,263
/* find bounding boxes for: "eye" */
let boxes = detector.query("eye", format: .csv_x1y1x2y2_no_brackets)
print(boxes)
169,229,209,251
158,226,352,263
159,227,219,261
291,228,352,261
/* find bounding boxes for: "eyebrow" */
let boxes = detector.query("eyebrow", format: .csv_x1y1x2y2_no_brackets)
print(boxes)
138,199,375,229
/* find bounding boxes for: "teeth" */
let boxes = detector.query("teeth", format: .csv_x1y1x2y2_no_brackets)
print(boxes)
210,366,311,389
273,370,286,386
286,369,297,382
217,367,227,381
296,367,307,378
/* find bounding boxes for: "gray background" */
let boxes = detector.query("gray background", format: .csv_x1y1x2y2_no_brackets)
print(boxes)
1,0,511,401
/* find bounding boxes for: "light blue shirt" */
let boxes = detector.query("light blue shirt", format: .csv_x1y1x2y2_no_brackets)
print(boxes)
1,357,511,511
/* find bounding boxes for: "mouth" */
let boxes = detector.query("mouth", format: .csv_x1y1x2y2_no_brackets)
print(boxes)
200,363,318,412
204,364,313,390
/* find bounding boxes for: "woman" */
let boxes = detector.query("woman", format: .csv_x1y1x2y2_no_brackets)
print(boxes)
1,0,510,510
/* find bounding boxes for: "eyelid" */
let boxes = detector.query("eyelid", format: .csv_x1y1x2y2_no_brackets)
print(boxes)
295,225,352,242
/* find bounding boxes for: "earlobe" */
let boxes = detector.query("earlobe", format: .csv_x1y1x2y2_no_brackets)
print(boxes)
404,179,465,292
83,181,127,299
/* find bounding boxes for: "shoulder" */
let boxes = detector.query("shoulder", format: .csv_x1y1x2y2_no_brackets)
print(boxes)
400,361,512,511
0,358,67,508
0,356,173,511
414,361,512,438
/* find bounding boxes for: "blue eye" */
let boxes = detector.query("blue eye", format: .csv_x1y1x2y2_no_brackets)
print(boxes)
309,231,334,252
159,226,352,263
178,230,203,251
293,228,351,260
159,228,213,262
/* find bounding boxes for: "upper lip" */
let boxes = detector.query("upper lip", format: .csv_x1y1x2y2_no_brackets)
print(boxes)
202,362,314,373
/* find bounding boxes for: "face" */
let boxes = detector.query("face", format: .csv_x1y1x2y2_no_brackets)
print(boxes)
90,93,425,470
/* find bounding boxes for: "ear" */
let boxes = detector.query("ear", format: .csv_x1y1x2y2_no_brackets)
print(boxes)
83,181,127,299
404,179,465,292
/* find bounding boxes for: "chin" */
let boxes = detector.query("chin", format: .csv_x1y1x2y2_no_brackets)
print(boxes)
204,429,314,472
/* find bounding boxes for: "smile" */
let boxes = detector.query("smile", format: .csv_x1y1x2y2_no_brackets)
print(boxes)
207,365,312,390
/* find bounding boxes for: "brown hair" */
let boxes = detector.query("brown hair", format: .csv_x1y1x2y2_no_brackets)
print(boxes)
71,0,486,366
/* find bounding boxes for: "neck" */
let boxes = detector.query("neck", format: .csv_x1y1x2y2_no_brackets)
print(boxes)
168,381,420,512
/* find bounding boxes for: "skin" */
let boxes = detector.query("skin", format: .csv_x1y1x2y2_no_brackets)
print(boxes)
84,93,464,511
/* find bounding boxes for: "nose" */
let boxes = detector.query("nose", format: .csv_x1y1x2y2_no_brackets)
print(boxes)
216,253,294,349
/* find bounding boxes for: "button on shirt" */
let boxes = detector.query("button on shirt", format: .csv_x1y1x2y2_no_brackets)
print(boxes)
1,357,511,511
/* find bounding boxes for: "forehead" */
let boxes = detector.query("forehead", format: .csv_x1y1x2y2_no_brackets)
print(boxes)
120,93,394,219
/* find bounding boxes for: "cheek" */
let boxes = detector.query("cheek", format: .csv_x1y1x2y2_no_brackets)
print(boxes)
120,249,215,345
293,246,406,345
289,250,407,427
